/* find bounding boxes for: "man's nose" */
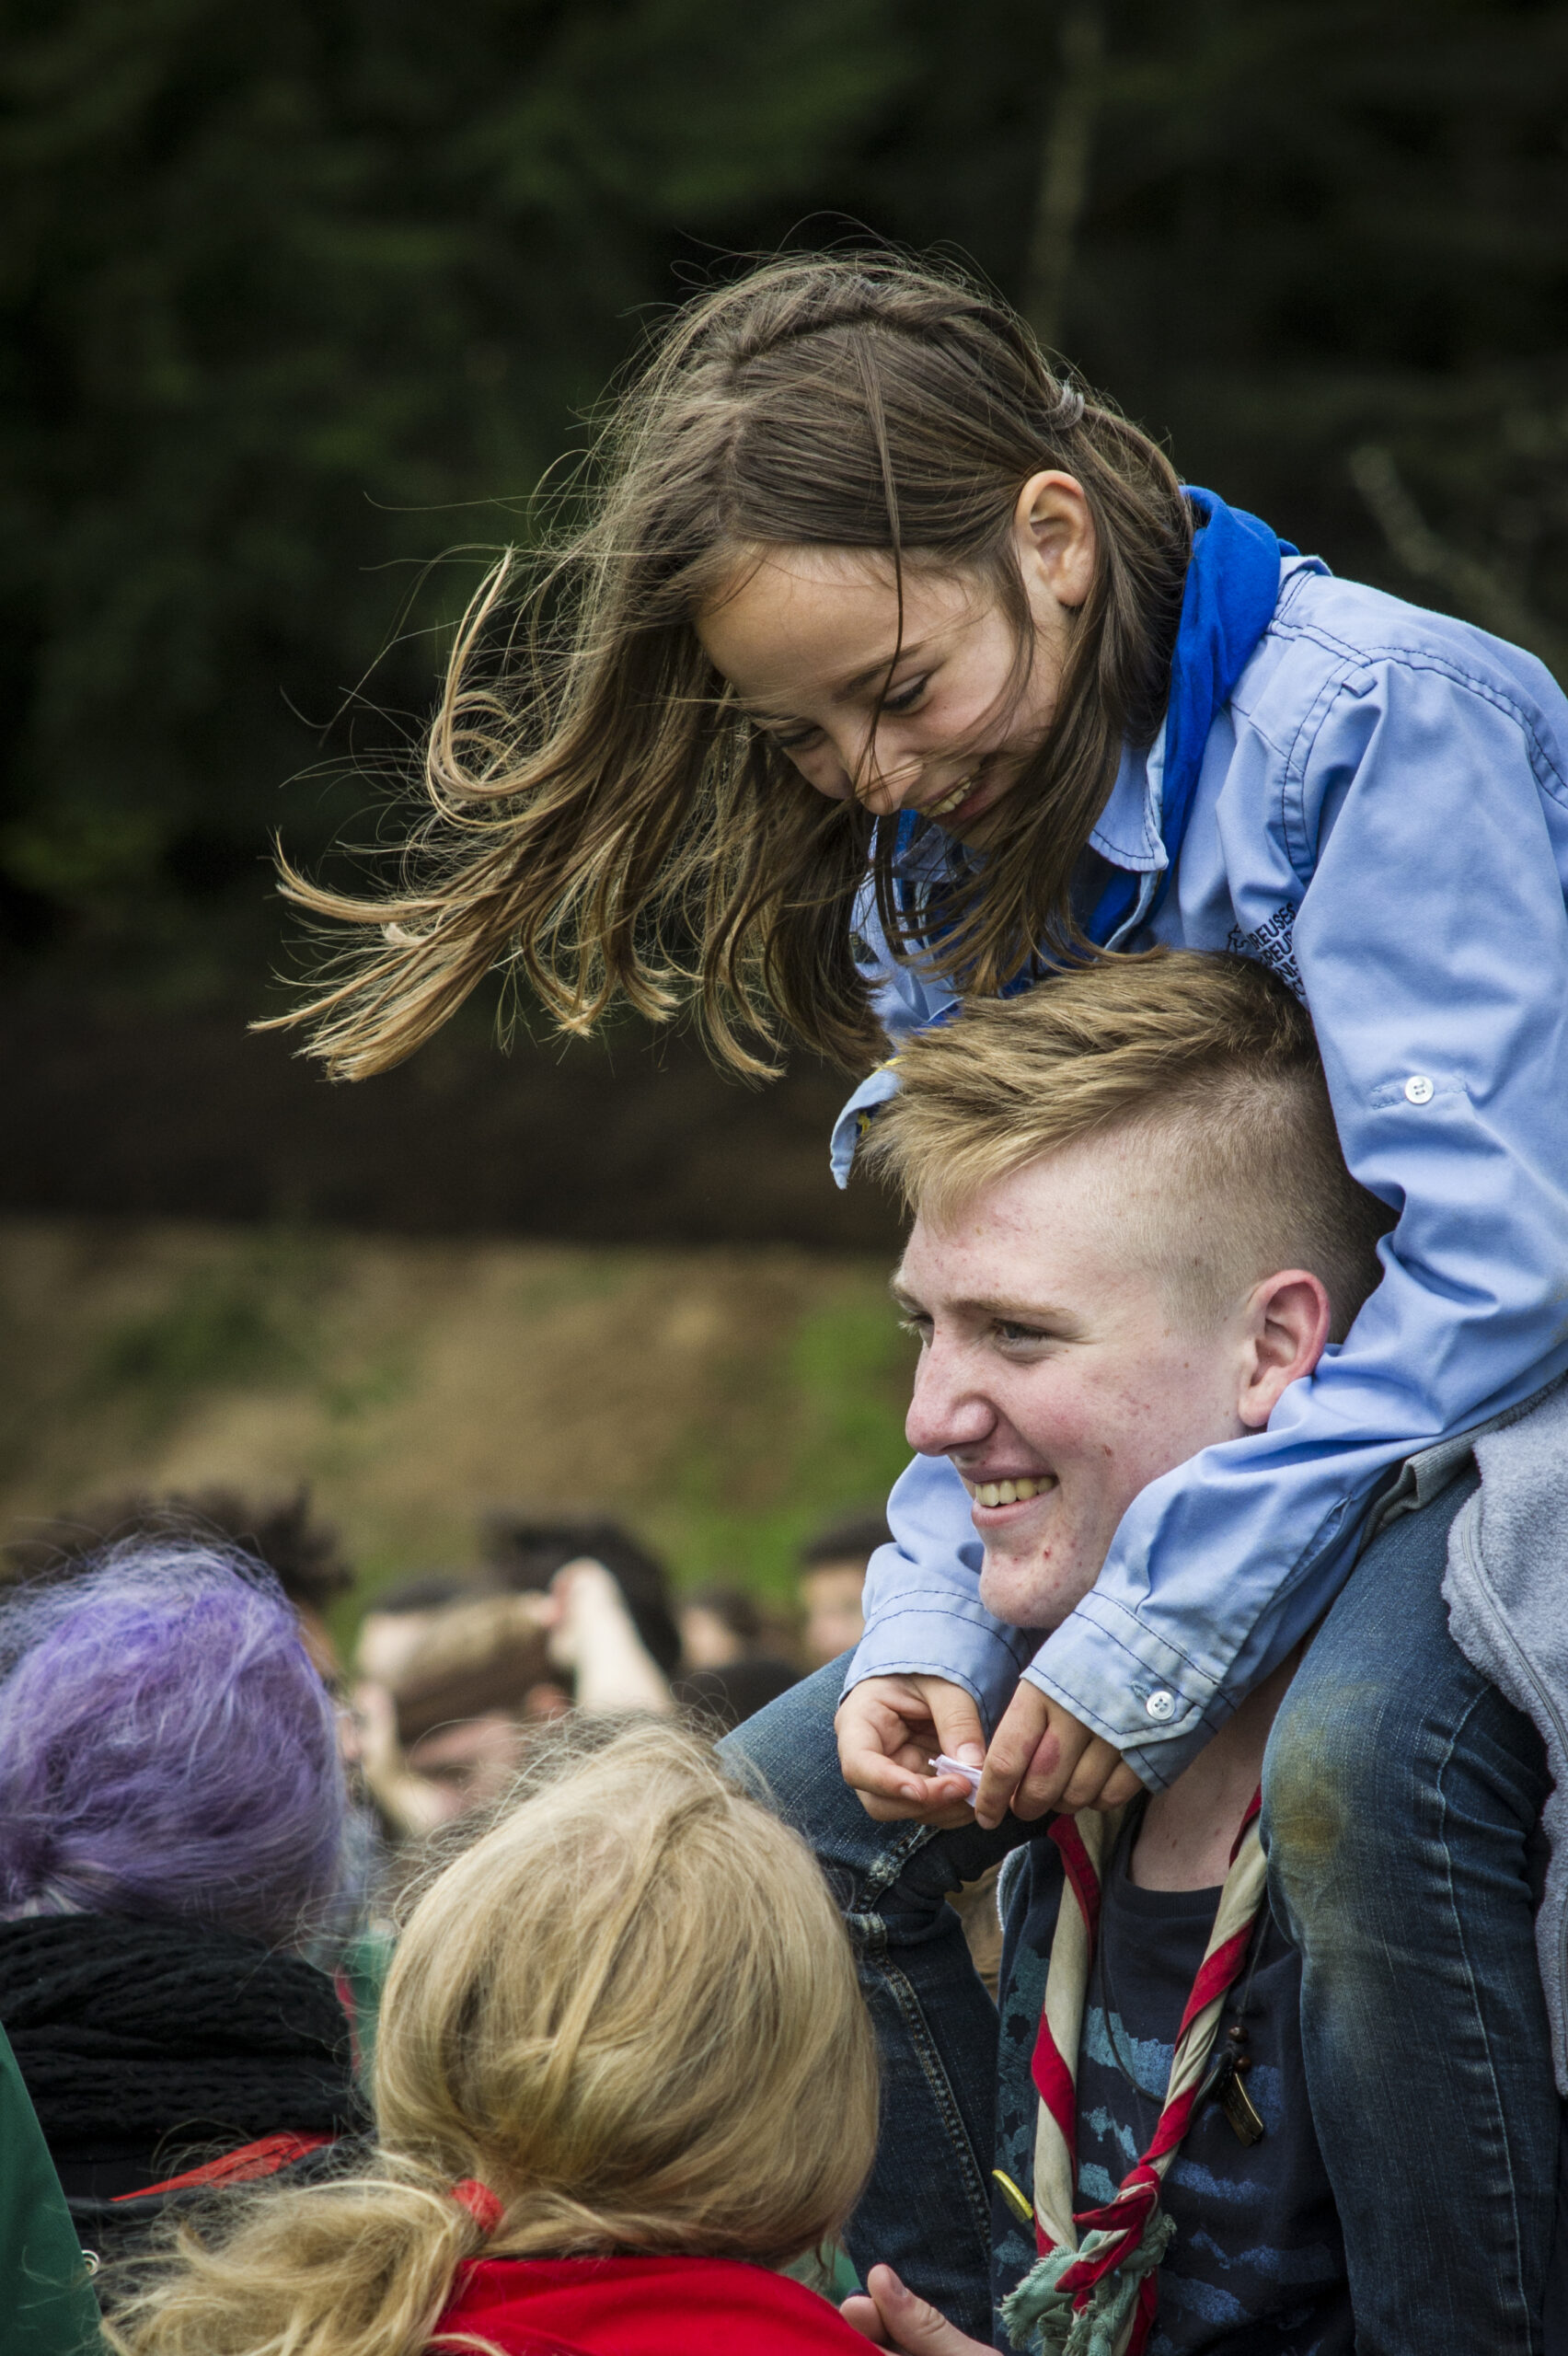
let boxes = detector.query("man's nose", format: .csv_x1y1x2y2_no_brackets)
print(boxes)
905,1342,994,1458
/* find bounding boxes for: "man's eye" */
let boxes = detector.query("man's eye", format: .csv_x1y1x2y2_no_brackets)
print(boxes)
995,1322,1049,1345
896,1315,929,1345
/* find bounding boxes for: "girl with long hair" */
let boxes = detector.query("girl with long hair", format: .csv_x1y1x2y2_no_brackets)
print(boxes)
106,1722,921,2356
277,253,1568,2349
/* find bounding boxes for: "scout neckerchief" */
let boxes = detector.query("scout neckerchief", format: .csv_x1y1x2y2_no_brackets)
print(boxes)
999,1794,1269,2356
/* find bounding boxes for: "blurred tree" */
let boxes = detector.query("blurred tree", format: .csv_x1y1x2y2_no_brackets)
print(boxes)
0,0,902,980
2,0,1566,992
850,0,1568,669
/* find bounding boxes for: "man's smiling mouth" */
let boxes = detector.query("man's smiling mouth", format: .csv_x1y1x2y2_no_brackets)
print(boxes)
959,1474,1057,1507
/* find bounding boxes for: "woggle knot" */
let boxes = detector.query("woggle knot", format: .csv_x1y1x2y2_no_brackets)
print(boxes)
1001,2209,1176,2356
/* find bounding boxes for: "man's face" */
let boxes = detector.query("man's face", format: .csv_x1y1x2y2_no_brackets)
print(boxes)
894,1132,1254,1633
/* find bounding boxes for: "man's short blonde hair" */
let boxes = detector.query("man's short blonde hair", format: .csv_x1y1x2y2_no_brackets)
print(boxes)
862,950,1394,1338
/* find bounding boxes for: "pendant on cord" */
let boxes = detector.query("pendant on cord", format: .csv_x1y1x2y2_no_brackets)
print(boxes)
1203,2050,1264,2146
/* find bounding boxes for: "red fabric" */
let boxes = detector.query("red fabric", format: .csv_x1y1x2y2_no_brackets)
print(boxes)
1029,2020,1078,2154
114,2131,334,2200
1173,1922,1256,2044
453,2178,505,2232
434,2256,871,2356
1128,2271,1159,2353
1048,1815,1102,1945
1227,1787,1263,1867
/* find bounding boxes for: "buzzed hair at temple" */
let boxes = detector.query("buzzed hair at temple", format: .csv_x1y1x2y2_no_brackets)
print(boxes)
861,949,1396,1339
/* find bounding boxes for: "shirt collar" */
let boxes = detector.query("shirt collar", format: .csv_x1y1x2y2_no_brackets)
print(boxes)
1089,722,1168,873
886,722,1170,883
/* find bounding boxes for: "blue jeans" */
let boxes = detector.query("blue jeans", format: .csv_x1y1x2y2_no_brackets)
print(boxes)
725,1469,1560,2352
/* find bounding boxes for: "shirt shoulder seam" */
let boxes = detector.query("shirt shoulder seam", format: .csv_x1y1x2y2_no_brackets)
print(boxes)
1267,635,1568,869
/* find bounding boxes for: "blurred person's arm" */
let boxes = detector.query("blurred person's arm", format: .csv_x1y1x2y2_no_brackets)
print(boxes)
349,1680,464,1840
548,1559,674,1715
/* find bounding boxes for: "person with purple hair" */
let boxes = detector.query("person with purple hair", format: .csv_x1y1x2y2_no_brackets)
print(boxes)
0,1540,364,2260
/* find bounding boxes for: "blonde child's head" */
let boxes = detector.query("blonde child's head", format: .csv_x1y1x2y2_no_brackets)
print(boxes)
108,1720,878,2356
280,250,1193,1083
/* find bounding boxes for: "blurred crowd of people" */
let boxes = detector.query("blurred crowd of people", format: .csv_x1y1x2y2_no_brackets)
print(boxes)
0,1484,892,2333
3,1485,884,1850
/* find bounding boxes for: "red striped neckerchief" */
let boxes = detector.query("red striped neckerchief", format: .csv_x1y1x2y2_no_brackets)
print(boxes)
1004,1791,1268,2356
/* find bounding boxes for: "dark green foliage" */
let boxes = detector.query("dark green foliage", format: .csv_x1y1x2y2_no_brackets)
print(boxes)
0,0,903,977
2,0,1565,988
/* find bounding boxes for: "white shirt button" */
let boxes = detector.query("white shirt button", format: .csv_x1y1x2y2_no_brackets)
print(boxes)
1144,1689,1177,1722
1403,1074,1435,1104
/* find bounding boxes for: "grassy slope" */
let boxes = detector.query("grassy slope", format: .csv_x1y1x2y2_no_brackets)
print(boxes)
0,1219,916,1628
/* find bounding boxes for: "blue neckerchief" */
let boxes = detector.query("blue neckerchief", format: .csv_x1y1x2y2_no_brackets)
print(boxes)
882,486,1296,963
1087,485,1295,941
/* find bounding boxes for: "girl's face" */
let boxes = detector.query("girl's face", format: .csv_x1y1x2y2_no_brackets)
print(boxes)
697,470,1096,846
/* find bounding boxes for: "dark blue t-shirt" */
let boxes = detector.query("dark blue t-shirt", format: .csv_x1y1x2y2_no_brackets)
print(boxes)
993,1813,1351,2356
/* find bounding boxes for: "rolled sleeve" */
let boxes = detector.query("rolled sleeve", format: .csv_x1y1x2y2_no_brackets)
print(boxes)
1031,651,1568,1783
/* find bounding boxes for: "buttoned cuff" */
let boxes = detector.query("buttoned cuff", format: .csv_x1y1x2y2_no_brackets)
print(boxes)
1021,1592,1227,1790
843,1593,1037,1738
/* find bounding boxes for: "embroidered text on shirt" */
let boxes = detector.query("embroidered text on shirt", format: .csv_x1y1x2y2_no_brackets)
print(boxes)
1227,901,1303,998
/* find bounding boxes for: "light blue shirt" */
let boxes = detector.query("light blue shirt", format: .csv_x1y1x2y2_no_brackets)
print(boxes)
838,557,1568,1785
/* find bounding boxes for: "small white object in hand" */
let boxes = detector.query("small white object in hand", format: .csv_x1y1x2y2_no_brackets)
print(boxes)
932,1753,983,1802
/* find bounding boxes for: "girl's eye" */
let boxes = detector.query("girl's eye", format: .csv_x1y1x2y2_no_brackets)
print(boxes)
882,676,929,715
768,720,821,750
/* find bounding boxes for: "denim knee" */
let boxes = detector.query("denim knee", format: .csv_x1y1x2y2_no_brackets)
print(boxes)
1260,1662,1391,1936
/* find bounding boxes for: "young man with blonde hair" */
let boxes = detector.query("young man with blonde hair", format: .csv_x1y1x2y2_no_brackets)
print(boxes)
731,952,1561,2354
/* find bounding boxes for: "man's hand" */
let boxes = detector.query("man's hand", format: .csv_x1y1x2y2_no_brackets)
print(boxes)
974,1681,1143,1829
842,2263,997,2351
836,1674,987,1825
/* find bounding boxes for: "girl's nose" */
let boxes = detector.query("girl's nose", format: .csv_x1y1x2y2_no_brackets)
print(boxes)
851,745,925,815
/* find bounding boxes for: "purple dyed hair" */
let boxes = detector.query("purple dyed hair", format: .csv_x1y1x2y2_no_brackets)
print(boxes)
0,1539,350,1946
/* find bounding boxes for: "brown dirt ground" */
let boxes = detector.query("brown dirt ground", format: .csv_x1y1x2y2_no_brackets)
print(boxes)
0,1218,917,1613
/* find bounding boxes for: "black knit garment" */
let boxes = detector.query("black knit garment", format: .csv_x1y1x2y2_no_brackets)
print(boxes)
0,1912,361,2151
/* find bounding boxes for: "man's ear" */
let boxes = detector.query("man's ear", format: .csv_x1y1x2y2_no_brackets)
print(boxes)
1237,1270,1332,1431
1012,471,1096,610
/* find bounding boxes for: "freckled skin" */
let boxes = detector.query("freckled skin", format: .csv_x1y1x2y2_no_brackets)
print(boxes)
894,1131,1290,1634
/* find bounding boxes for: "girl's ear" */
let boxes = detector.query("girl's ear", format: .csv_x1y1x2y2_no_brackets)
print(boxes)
1013,471,1097,611
1236,1270,1332,1430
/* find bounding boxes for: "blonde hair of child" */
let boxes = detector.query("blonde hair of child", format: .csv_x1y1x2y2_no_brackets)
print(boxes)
272,250,1191,1083
106,1720,878,2356
863,948,1396,1340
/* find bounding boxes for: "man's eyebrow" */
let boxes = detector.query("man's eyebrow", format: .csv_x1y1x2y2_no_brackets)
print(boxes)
890,1276,1078,1327
959,1296,1078,1325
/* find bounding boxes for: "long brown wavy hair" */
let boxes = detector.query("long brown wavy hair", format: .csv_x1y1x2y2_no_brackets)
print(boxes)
276,252,1192,1080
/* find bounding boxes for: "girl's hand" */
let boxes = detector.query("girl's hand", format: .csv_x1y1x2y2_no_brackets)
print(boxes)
841,2264,999,2352
835,1675,989,1825
974,1683,1142,1827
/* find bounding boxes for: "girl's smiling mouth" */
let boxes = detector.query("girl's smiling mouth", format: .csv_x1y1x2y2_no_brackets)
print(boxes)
920,757,1009,834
